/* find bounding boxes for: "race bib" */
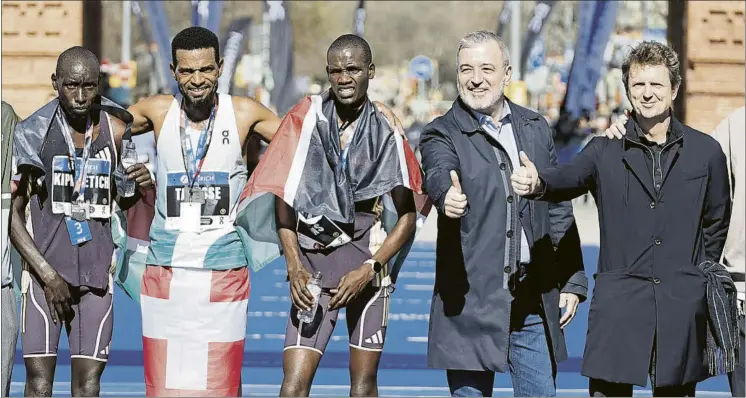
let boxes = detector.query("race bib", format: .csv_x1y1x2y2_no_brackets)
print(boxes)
51,156,111,218
165,171,231,231
296,213,352,250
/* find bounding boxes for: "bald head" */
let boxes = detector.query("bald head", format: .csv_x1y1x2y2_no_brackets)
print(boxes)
53,46,101,120
56,46,99,78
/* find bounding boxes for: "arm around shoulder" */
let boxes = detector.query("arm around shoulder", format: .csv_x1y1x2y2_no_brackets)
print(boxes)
537,136,605,202
127,95,173,136
235,96,281,143
374,101,406,135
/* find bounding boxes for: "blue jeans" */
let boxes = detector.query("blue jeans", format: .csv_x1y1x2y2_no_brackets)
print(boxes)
447,302,556,397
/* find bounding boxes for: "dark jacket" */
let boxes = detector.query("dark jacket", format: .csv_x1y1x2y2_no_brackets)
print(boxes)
536,116,731,386
420,98,587,372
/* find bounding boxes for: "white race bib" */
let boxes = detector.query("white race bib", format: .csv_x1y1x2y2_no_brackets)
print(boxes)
164,171,232,231
296,213,352,250
179,202,202,233
51,155,111,218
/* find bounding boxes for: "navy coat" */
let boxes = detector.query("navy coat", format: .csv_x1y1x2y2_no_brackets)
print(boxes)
420,98,587,372
536,116,731,386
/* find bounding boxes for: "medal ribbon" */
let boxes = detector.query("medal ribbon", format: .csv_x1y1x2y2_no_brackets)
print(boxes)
179,95,219,191
59,109,94,204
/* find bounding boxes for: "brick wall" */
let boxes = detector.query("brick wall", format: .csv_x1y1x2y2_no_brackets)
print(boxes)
1,1,83,118
684,1,745,133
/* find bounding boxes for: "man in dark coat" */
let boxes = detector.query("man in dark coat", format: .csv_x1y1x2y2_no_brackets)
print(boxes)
420,30,587,397
511,41,731,396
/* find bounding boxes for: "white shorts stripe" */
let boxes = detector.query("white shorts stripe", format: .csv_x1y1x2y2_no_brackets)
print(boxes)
28,281,50,354
284,345,323,355
22,353,57,358
357,287,383,347
70,354,108,363
93,293,113,360
349,344,383,352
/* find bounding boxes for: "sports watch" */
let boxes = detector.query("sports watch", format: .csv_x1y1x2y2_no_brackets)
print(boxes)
365,259,383,274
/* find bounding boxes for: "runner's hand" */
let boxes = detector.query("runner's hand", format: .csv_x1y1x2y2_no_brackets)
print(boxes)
126,163,153,188
42,273,73,324
559,293,580,329
329,264,374,310
288,267,314,311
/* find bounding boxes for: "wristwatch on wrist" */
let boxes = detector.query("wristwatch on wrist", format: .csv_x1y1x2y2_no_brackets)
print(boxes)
365,259,383,274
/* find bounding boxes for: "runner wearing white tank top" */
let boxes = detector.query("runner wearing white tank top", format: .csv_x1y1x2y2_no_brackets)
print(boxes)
147,93,248,269
126,26,281,397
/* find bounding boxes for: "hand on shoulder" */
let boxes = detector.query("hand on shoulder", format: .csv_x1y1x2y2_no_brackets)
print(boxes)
373,101,405,136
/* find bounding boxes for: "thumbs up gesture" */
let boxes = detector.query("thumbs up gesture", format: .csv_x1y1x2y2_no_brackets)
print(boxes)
510,151,540,196
444,170,468,218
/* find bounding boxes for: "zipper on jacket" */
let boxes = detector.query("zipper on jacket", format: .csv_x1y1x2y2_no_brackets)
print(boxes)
623,135,683,192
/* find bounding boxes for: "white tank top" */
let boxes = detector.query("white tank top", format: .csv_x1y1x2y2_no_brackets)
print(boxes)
147,94,249,269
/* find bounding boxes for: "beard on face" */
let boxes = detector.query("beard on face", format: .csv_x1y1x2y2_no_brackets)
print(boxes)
179,84,216,107
457,81,504,114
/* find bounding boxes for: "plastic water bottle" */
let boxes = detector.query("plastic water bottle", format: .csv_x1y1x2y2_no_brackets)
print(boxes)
297,271,322,323
119,140,138,197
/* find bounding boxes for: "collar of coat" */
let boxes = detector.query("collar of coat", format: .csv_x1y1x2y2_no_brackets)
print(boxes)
453,96,541,134
623,111,686,149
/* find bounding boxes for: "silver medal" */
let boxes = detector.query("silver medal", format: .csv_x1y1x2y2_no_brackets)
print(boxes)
71,203,88,222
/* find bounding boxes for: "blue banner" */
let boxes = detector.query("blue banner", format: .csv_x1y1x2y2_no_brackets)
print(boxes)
192,0,223,33
353,0,366,37
560,0,619,122
192,0,200,27
206,0,223,34
519,0,555,76
141,0,178,94
263,0,299,116
131,1,164,94
217,17,253,95
495,1,515,37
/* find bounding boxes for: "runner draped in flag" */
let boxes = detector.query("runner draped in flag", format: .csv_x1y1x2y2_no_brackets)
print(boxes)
10,46,152,397
238,34,431,397
124,27,281,397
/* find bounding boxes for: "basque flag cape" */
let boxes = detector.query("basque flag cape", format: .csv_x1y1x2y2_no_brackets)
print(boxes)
234,92,432,283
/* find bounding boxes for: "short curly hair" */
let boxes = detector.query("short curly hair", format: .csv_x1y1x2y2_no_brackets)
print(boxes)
171,26,220,65
622,41,681,91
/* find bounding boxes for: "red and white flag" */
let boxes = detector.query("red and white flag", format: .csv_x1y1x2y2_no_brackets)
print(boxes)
234,93,432,281
141,266,250,397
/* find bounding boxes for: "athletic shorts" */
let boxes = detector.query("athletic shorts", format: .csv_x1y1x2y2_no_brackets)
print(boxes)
284,284,390,354
21,272,113,362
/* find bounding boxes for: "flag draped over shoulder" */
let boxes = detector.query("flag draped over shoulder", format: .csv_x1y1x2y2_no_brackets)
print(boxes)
235,92,431,283
11,97,152,301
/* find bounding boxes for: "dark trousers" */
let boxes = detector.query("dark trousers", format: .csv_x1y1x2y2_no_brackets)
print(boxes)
728,312,745,397
589,378,696,397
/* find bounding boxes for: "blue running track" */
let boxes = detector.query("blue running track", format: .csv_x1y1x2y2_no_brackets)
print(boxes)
10,242,730,396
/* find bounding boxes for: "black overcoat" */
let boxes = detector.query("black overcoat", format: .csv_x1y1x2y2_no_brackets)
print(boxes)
536,117,731,386
420,98,587,372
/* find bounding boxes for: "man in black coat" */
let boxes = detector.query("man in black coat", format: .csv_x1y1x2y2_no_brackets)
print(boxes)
512,41,732,396
420,30,587,397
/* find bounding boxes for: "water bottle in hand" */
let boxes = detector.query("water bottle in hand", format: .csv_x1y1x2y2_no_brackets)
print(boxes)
119,140,138,197
297,271,322,323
